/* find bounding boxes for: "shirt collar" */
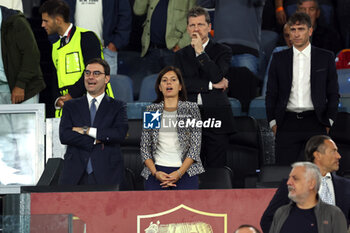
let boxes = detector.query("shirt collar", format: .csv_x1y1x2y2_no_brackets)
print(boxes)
61,23,73,38
323,172,332,179
202,39,209,50
86,92,105,105
293,43,311,58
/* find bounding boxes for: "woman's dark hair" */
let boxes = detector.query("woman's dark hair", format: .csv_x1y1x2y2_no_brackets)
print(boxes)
154,66,187,103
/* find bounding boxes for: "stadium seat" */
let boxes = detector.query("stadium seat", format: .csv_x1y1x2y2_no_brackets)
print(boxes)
109,74,134,102
337,69,350,95
339,95,350,113
229,97,243,116
226,116,264,188
199,167,233,189
121,119,144,190
255,165,291,188
36,158,64,186
127,102,151,120
248,96,266,119
138,74,158,102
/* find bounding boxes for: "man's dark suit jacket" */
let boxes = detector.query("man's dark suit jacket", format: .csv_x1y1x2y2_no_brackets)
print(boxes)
59,94,128,185
260,173,350,233
265,46,339,127
174,40,236,134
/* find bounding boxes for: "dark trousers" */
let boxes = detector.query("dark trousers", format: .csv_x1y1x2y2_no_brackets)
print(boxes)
141,48,174,76
275,111,327,165
201,130,230,168
78,172,98,185
144,165,198,190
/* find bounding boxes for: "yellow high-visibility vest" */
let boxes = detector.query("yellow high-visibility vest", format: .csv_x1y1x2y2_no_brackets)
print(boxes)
52,26,114,117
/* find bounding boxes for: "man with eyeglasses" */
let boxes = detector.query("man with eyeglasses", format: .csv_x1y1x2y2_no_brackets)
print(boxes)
59,58,128,185
40,0,114,118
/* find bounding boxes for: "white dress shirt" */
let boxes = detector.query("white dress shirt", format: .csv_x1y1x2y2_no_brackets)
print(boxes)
287,44,314,112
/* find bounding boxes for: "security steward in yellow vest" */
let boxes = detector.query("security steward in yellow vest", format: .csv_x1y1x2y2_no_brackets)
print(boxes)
52,25,114,117
40,0,114,118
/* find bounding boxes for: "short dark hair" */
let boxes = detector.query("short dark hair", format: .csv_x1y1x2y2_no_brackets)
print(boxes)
39,0,70,23
287,12,312,28
154,66,187,103
297,0,319,9
305,135,332,162
187,6,211,25
235,224,261,233
85,58,110,76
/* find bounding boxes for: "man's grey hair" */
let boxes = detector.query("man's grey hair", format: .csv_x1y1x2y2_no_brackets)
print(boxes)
292,162,321,192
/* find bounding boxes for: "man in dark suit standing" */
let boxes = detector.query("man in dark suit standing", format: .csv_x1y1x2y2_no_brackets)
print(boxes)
59,58,128,185
260,135,350,233
265,12,339,165
174,6,235,168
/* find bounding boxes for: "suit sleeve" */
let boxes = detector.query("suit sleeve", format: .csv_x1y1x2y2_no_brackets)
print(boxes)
96,101,129,144
260,180,290,233
326,52,339,123
109,0,132,49
59,102,95,151
67,31,102,98
197,47,231,84
265,53,279,124
174,45,231,94
13,14,43,90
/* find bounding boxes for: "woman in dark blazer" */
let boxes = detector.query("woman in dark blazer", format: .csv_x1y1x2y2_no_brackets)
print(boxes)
140,66,205,190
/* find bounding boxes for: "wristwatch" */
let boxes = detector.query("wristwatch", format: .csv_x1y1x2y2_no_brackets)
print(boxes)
82,126,89,135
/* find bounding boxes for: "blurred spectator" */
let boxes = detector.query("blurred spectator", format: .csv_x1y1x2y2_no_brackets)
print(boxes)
274,0,335,28
0,0,23,12
174,6,236,168
64,0,132,75
335,0,350,48
0,5,45,105
0,5,45,184
133,0,195,76
297,0,342,55
40,0,114,117
262,24,292,96
235,224,261,233
198,0,265,77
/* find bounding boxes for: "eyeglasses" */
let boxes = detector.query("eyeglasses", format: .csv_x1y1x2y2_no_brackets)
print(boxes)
84,70,105,77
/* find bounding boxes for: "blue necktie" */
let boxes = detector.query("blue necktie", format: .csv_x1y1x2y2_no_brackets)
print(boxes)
86,98,97,174
90,98,97,125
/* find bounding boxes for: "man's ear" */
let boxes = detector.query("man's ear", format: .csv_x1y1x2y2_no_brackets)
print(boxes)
309,178,316,191
105,75,110,84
